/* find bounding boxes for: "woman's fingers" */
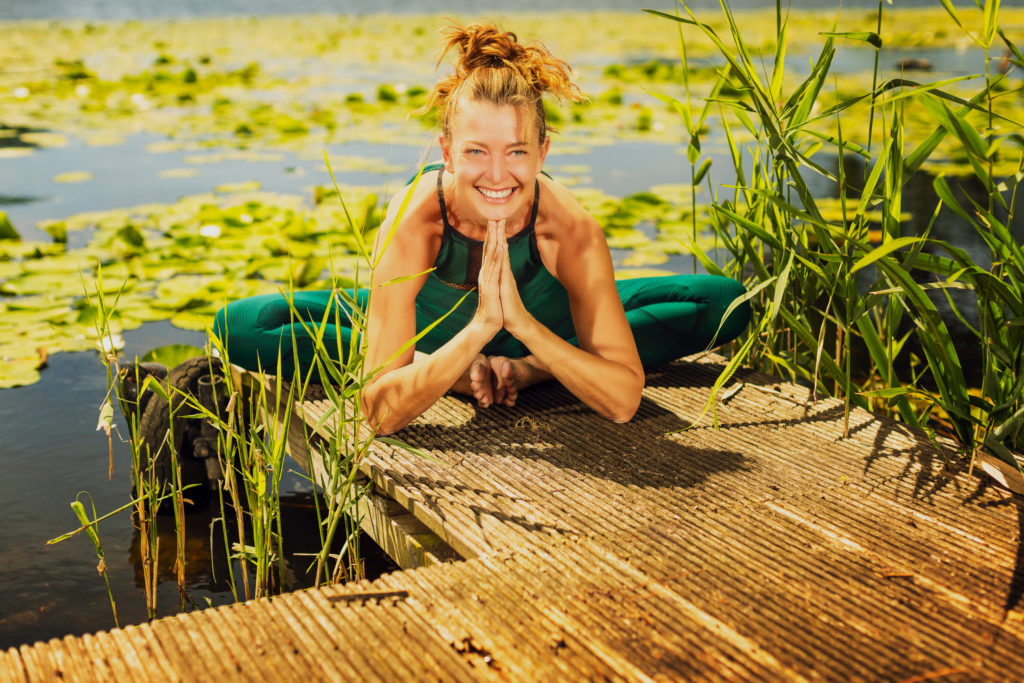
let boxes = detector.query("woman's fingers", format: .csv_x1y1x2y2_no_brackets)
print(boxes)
495,222,530,330
474,220,504,331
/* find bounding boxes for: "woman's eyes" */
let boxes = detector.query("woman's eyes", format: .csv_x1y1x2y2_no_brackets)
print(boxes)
463,149,528,158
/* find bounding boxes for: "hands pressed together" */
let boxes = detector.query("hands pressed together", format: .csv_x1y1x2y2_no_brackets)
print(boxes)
474,219,532,339
467,219,536,409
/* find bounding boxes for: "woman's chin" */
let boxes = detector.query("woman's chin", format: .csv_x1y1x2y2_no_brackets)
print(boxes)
474,198,526,224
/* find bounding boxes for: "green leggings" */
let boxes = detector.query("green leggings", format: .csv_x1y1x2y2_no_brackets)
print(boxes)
212,274,750,377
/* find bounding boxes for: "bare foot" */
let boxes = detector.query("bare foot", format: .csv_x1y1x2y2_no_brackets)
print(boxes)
489,355,553,406
469,354,494,408
489,356,519,407
451,354,552,408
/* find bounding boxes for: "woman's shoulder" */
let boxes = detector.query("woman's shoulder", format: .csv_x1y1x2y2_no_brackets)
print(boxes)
382,168,444,235
536,174,603,247
372,168,444,263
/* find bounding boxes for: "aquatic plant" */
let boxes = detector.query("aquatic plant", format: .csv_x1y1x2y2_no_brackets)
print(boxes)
44,148,449,623
650,0,1023,471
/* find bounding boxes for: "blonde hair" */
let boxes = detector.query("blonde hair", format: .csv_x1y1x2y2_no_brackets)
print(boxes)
417,23,585,143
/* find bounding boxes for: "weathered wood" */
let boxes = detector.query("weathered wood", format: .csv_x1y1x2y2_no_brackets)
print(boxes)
6,355,1022,681
267,378,460,570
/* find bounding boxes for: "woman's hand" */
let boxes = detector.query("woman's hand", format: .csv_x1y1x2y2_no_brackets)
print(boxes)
473,220,504,336
493,219,533,336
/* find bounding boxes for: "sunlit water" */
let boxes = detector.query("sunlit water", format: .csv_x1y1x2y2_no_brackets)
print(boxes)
4,0,994,20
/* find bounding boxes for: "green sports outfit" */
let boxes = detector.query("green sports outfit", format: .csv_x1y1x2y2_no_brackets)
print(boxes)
213,165,750,377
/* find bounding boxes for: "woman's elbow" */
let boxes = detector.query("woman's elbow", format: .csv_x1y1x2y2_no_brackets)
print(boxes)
360,387,407,436
605,374,644,423
363,407,407,436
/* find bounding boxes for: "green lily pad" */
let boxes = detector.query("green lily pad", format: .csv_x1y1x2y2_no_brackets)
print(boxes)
621,248,671,267
85,134,125,147
0,358,42,389
214,180,261,194
53,171,94,184
21,132,68,148
0,212,20,240
146,141,184,154
0,241,66,259
41,221,67,243
615,267,678,279
140,343,205,366
170,310,214,331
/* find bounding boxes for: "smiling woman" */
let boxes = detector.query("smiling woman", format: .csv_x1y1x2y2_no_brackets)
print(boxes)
213,22,751,434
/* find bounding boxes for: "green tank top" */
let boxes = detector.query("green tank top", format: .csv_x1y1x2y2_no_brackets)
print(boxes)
411,164,575,357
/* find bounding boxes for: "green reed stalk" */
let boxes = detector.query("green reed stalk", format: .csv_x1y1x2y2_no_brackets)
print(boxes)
70,496,118,628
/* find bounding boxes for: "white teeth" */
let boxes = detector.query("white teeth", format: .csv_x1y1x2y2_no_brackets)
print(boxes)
479,187,513,199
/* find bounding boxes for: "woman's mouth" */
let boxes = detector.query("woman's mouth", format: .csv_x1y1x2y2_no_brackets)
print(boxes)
478,186,514,201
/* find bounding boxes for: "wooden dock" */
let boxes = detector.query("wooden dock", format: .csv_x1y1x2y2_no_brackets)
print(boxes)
4,354,1023,681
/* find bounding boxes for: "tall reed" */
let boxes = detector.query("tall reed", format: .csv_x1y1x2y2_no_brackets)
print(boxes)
51,152,447,623
649,1,1023,470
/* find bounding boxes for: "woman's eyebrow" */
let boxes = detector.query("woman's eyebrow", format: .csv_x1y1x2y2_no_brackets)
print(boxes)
462,139,529,148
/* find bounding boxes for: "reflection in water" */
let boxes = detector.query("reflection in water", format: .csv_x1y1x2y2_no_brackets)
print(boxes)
0,126,41,206
127,492,399,605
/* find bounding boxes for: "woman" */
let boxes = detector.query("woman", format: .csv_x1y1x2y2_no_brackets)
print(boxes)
214,23,750,435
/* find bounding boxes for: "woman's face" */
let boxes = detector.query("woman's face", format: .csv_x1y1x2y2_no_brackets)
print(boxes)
441,98,549,229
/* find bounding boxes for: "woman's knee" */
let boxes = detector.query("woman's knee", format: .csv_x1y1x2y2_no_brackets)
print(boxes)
212,293,294,370
713,276,751,344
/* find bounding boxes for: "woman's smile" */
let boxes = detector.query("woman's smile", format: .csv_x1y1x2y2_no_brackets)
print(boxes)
477,186,515,201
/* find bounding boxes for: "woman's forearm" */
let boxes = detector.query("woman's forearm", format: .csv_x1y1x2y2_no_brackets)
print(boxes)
509,315,644,423
362,320,495,434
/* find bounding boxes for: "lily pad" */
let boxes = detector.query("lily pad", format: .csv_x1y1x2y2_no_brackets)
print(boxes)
0,212,20,240
140,343,205,366
21,132,68,148
0,148,34,159
615,267,678,279
214,180,261,194
159,168,200,179
0,358,42,389
170,310,214,331
53,171,94,184
621,248,671,267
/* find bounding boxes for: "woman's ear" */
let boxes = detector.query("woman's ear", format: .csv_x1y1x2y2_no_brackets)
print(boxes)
440,134,453,171
537,136,551,171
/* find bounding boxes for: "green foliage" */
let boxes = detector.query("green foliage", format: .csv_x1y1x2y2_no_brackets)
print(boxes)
0,211,20,240
140,344,205,367
651,0,1024,469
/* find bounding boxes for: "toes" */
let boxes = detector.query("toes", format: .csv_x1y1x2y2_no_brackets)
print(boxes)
488,357,519,407
468,355,493,408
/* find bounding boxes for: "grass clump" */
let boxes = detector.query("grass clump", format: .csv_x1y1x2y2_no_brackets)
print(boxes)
47,156,437,622
650,1,1023,473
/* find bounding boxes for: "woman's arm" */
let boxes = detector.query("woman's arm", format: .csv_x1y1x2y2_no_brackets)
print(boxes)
361,213,504,435
497,215,645,422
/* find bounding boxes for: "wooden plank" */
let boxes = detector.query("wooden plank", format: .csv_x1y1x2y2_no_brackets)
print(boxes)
0,649,28,683
354,488,460,569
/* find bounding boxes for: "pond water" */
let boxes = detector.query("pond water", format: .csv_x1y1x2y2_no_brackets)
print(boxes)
4,0,989,20
1,5,1022,651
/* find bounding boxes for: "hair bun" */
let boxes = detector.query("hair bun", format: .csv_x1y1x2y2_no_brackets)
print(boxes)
417,22,585,142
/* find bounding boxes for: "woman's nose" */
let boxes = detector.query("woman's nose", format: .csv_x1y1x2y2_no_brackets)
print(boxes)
485,156,505,183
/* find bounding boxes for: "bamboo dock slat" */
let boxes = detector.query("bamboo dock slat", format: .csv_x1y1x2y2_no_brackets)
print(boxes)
4,354,1022,681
